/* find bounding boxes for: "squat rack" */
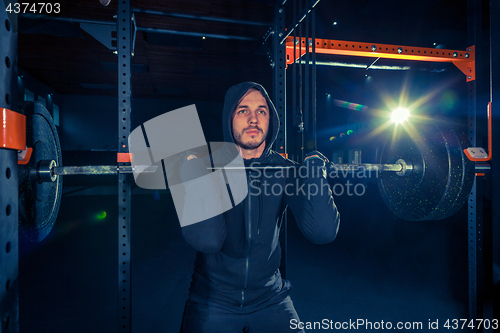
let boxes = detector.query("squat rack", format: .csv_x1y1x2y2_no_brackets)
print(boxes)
0,0,497,332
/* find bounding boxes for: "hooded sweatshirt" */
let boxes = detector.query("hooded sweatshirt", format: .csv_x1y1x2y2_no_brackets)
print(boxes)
180,82,340,309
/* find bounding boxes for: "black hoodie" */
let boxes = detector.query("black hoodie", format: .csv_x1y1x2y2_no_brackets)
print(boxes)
180,82,340,309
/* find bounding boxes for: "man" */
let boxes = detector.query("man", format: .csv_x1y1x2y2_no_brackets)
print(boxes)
179,82,340,332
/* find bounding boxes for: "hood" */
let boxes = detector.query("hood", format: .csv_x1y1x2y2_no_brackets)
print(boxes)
222,82,279,160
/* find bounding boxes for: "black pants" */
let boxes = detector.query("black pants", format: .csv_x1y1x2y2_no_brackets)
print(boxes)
180,296,305,333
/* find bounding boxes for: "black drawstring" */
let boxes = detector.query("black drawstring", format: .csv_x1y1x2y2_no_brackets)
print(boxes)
257,172,263,235
246,164,264,236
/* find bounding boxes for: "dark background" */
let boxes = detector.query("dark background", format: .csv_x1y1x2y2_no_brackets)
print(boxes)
12,0,497,332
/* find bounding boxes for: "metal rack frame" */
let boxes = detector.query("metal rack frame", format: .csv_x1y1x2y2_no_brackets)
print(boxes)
0,1,494,332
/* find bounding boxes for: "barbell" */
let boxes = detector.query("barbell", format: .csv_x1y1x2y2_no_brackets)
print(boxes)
18,102,486,241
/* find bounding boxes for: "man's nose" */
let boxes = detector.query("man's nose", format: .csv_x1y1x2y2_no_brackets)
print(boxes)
248,111,258,124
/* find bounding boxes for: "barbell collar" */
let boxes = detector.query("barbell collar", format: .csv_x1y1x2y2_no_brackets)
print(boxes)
395,159,413,176
37,160,58,182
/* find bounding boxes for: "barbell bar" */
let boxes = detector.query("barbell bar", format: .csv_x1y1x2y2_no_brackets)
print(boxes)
41,160,490,179
51,165,158,176
45,162,404,177
17,102,489,242
211,162,407,173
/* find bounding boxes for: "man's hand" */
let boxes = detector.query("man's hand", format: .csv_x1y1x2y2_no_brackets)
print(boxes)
187,154,197,161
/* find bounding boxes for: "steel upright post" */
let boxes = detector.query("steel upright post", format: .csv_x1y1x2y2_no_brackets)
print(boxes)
273,0,287,279
0,3,19,332
117,0,133,331
467,0,488,330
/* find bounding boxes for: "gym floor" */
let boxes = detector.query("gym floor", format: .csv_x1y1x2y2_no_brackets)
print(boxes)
19,181,474,332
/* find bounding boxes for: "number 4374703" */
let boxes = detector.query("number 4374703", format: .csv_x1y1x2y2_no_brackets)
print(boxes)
6,3,61,14
444,319,499,330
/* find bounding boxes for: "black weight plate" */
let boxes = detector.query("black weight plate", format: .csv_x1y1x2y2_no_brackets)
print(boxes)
18,102,62,241
377,121,474,221
434,126,475,220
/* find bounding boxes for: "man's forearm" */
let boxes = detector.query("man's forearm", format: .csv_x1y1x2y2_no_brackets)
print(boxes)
287,158,340,244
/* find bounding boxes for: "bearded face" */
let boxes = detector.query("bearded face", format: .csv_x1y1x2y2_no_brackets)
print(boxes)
231,89,270,152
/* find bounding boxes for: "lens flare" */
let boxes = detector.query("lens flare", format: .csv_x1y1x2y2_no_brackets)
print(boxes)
333,99,368,112
391,108,410,124
96,211,107,220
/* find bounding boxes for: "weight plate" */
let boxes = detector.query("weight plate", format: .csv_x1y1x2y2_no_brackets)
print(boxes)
433,125,475,220
377,120,474,221
18,102,62,241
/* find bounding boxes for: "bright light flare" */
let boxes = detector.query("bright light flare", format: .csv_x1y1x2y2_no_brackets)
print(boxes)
96,211,107,220
391,108,410,124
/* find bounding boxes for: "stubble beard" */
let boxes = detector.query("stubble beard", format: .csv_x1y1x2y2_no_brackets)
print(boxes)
234,129,266,150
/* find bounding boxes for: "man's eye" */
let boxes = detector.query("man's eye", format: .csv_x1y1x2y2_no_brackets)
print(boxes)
258,110,266,114
238,110,247,114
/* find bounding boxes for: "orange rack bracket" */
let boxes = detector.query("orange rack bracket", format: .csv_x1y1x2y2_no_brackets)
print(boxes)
1,108,26,151
117,152,133,163
17,147,33,165
285,37,475,81
464,102,492,162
